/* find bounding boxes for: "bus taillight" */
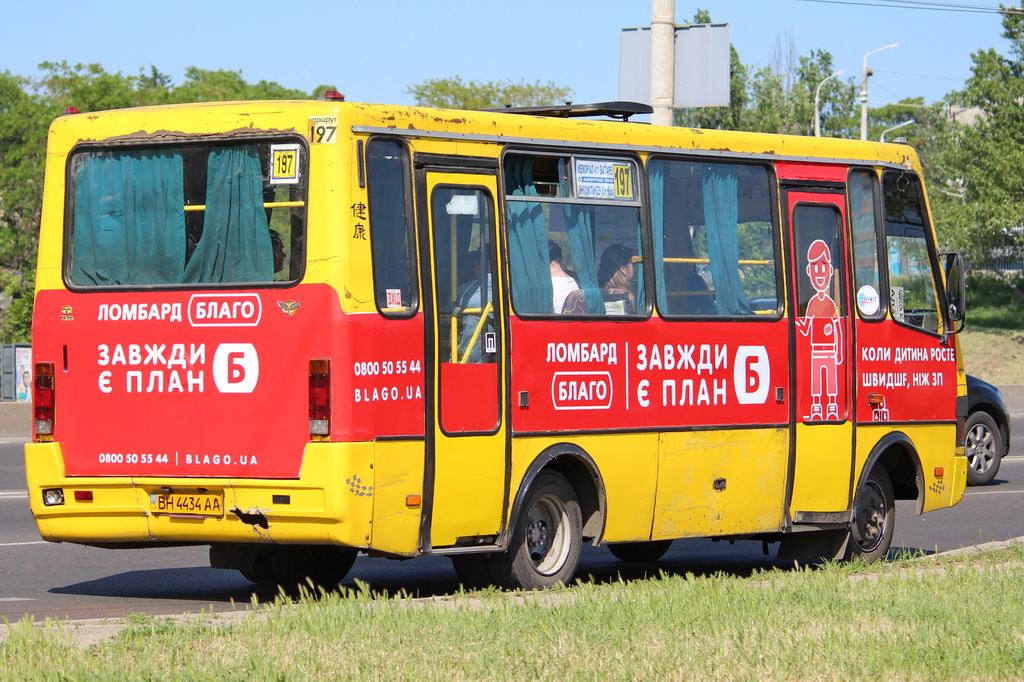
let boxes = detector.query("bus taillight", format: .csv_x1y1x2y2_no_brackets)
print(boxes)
34,362,56,437
309,359,331,437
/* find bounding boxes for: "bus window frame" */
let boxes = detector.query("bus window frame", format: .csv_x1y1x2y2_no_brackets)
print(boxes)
646,154,784,322
366,135,420,319
847,166,888,323
61,134,309,293
880,168,948,339
499,146,650,320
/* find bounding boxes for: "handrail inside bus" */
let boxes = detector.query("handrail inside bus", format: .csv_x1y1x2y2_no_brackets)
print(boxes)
183,201,305,212
662,257,773,266
450,302,493,364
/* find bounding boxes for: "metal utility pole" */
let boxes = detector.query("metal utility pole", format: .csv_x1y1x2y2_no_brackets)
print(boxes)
650,0,675,126
859,44,897,141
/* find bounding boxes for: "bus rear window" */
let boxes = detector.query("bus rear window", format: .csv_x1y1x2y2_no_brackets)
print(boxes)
66,139,307,288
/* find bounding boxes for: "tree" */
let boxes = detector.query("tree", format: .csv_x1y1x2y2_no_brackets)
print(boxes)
0,71,55,342
673,12,857,135
929,9,1024,299
405,77,572,110
0,63,321,342
169,67,308,103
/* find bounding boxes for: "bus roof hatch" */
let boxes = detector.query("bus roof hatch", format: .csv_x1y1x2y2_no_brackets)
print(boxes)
481,101,653,121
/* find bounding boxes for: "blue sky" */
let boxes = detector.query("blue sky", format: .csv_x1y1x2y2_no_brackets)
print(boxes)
2,1,1013,110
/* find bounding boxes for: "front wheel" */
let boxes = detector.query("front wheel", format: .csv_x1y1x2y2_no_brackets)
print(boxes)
489,471,582,590
965,411,1003,486
845,467,895,563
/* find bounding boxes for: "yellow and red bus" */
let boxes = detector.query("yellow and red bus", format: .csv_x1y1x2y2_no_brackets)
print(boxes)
26,96,968,589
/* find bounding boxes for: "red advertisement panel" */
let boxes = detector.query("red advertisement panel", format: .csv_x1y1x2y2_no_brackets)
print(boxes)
509,317,789,432
33,285,426,479
854,320,958,422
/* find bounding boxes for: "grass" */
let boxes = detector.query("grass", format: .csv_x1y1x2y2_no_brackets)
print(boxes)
960,272,1024,384
4,546,1024,680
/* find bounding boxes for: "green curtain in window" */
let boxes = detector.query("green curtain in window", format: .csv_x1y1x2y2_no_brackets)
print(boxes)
563,205,606,314
505,156,553,313
184,146,272,283
649,165,668,311
72,151,186,285
558,159,604,314
704,165,753,315
634,220,647,313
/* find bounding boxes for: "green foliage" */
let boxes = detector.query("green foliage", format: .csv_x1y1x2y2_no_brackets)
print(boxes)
169,67,308,103
6,547,1024,679
965,271,1024,329
405,76,572,110
928,11,1024,298
0,63,320,342
674,37,857,136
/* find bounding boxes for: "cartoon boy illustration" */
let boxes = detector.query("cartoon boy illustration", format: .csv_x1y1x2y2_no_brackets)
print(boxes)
797,239,844,420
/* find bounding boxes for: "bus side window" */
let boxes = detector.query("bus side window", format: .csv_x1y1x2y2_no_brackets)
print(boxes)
505,153,645,317
882,171,941,333
849,169,885,320
649,158,778,317
367,138,417,314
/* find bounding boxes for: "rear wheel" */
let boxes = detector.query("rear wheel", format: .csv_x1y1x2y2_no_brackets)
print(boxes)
845,467,895,563
240,546,356,589
965,411,1003,486
607,540,673,563
490,471,582,590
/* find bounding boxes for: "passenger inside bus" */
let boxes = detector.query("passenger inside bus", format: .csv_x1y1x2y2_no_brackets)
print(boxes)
549,240,580,313
597,243,637,315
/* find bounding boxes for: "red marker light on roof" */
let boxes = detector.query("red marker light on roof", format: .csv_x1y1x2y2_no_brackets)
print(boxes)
63,106,80,115
323,90,345,101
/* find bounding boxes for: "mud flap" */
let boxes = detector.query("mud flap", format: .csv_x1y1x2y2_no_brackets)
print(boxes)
776,528,849,562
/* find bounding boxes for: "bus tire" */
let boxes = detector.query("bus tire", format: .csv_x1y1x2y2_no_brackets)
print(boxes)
845,467,895,563
607,539,673,563
451,554,495,590
238,550,278,586
242,546,357,589
491,471,582,590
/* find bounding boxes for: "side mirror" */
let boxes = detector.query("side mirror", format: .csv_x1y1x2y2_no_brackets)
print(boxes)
941,252,966,333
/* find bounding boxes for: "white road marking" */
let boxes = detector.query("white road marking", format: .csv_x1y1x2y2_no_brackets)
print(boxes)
965,489,1024,496
0,598,35,602
0,541,48,547
0,491,27,500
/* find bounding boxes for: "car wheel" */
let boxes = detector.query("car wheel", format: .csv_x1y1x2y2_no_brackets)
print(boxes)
965,411,1003,486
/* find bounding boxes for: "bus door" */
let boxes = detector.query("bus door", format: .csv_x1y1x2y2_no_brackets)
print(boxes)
417,165,508,550
784,182,855,519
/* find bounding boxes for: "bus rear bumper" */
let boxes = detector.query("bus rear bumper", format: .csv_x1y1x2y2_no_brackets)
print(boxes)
23,441,375,549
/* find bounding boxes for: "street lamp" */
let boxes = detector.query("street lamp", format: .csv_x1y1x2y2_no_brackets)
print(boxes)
860,43,898,140
880,119,915,143
814,70,845,137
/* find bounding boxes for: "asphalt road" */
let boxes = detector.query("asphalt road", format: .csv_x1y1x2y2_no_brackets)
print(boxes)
2,401,1022,624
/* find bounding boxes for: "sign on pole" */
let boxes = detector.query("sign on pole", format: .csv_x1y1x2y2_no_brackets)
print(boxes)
619,23,730,108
